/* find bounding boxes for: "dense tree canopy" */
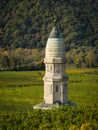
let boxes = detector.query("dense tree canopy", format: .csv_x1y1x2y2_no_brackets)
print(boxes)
0,0,98,49
0,0,98,70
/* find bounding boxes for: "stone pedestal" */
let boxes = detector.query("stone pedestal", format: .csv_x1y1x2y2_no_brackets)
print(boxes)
43,58,68,105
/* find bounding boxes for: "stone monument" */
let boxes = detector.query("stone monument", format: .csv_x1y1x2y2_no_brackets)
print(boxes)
33,21,68,109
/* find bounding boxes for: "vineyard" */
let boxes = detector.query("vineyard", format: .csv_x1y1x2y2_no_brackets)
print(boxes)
0,69,98,130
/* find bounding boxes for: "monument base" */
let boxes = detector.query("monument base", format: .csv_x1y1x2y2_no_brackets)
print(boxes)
33,101,76,109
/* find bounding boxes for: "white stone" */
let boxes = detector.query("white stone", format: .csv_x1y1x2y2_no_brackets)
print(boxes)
43,25,68,105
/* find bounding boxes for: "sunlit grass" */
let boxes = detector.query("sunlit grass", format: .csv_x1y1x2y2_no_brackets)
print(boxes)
0,69,98,129
69,82,98,105
66,68,98,74
0,68,98,112
0,85,43,111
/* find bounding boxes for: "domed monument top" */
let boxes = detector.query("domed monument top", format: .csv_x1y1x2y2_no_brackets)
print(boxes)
45,20,65,60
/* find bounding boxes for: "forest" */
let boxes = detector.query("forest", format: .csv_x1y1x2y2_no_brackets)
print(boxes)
0,0,98,70
0,47,97,71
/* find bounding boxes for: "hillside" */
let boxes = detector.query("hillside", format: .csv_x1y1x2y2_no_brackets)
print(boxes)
0,0,98,49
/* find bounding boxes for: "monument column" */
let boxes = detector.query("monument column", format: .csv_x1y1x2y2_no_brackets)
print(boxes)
43,22,68,105
33,21,68,109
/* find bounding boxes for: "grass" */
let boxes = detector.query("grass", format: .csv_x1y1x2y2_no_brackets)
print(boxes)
0,71,44,111
68,70,98,105
0,68,98,129
0,68,98,112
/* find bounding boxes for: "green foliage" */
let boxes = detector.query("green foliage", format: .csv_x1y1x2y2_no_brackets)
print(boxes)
0,0,98,70
0,0,98,49
0,69,98,129
0,105,98,129
80,123,92,130
0,47,97,71
74,52,84,68
66,47,98,68
1,55,10,68
0,48,45,71
85,50,97,67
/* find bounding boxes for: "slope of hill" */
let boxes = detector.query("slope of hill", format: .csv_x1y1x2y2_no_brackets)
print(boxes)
0,0,98,49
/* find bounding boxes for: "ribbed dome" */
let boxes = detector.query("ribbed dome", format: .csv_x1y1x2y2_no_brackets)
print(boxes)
45,26,65,59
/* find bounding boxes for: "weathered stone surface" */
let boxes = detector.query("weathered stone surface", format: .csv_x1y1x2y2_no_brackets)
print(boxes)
43,25,68,105
33,24,68,109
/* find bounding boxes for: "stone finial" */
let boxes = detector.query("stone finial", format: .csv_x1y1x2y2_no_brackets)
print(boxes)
49,20,62,38
53,20,57,26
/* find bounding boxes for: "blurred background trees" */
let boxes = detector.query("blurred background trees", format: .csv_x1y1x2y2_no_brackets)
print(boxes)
0,47,97,71
0,0,98,49
0,0,98,70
